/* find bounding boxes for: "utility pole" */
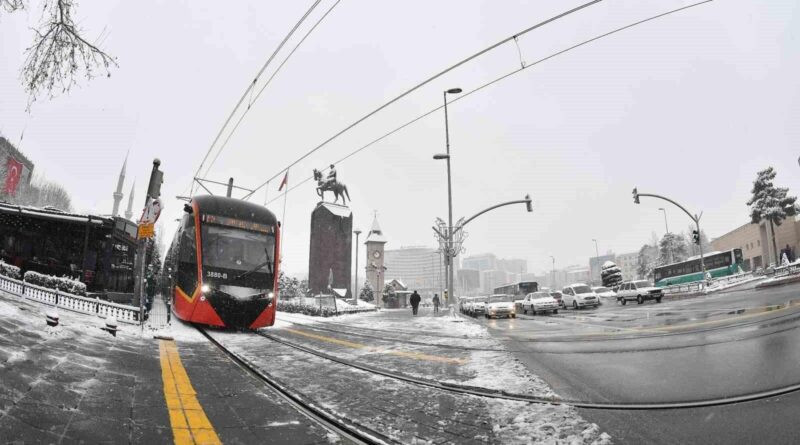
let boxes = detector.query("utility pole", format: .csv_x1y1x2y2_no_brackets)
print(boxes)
592,239,600,285
353,229,361,304
134,159,164,329
550,256,555,290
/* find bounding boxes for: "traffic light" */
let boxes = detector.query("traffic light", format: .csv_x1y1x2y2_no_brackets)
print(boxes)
443,290,448,301
692,230,700,245
525,194,533,212
632,187,640,204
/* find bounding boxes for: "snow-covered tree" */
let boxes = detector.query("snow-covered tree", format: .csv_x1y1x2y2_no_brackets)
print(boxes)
601,261,623,288
278,272,300,299
359,280,374,302
636,244,658,279
747,167,798,265
659,233,688,265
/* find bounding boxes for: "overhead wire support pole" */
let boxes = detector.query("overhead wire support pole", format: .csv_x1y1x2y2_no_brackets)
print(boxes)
242,0,603,200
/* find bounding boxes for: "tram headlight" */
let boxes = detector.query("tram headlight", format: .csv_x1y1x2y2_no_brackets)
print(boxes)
268,292,275,299
201,284,210,294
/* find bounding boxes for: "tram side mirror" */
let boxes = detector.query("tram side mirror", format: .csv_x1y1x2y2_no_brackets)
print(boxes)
183,204,193,214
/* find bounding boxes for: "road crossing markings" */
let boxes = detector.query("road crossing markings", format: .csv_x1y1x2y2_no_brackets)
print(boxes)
159,340,222,445
284,328,467,365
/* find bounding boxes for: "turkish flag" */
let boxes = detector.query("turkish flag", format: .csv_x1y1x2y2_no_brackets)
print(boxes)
4,157,23,196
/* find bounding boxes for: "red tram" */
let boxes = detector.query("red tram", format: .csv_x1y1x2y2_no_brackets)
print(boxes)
164,195,280,329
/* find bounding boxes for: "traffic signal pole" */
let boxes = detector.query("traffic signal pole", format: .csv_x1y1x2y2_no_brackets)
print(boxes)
632,188,706,280
135,159,164,329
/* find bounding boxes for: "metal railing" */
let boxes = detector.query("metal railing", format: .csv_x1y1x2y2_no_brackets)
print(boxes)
0,274,141,324
660,272,755,295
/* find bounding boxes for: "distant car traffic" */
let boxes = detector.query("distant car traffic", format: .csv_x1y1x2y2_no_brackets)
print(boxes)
592,286,617,304
485,294,516,319
521,292,559,315
548,291,563,306
616,280,663,305
561,283,600,309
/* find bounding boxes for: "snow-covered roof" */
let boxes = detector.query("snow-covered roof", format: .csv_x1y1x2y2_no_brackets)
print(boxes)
365,214,387,243
0,202,109,226
317,202,352,218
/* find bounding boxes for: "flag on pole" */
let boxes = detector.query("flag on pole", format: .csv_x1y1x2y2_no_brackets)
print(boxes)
278,170,289,191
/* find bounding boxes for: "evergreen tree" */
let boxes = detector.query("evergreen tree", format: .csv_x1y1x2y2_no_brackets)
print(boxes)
636,244,658,279
601,261,623,288
359,280,374,302
659,233,688,265
747,167,798,265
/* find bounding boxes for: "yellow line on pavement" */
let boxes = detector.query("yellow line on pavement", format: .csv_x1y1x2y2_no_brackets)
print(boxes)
284,328,467,365
159,340,221,445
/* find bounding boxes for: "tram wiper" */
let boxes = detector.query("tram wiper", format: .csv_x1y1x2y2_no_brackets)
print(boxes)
234,248,273,280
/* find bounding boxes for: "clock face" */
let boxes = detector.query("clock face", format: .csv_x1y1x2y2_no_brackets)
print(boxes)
372,250,381,259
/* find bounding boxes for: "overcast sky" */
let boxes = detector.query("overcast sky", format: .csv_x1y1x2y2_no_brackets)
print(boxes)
1,0,798,276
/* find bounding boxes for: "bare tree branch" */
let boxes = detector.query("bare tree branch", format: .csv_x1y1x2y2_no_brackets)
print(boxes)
0,0,24,13
21,0,117,107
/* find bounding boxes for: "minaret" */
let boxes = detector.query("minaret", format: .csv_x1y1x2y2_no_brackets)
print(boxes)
124,180,135,220
111,152,127,217
364,213,387,308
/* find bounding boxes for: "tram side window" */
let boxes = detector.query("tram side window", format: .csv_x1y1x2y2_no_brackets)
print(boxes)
177,225,198,293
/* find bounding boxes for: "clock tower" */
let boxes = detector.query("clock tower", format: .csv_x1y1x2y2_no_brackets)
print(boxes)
364,214,387,308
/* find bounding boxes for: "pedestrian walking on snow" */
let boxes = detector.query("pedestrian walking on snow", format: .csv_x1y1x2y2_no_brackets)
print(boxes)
432,294,440,315
410,290,421,316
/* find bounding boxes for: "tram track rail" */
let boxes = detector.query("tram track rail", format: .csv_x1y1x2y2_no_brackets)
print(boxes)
196,326,393,445
248,329,800,411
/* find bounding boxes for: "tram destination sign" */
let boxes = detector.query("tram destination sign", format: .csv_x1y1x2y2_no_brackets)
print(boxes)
202,214,275,233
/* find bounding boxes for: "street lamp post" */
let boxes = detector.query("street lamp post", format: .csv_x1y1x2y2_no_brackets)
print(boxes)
592,239,600,285
437,87,462,306
550,256,555,290
658,207,672,263
353,229,361,304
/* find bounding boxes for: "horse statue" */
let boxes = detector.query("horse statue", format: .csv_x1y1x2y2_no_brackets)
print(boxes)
313,168,350,205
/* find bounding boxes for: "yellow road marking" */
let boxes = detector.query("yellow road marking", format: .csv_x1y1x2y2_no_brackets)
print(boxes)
159,340,221,445
284,328,467,365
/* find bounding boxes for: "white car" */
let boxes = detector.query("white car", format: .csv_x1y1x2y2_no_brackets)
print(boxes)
485,294,516,319
521,291,559,315
616,280,663,305
592,286,617,303
561,283,600,309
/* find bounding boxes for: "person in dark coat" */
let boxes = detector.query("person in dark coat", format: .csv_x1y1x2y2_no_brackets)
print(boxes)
410,290,421,315
432,294,440,315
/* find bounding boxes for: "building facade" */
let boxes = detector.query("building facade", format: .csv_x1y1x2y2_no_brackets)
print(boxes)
615,251,640,281
711,217,800,271
383,246,443,299
589,253,615,285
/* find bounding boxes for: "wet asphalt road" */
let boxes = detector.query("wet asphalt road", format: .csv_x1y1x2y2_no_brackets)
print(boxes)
475,280,800,444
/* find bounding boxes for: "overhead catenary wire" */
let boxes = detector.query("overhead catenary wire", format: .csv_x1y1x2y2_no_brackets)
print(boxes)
204,0,344,177
262,0,714,207
189,0,324,196
241,0,604,200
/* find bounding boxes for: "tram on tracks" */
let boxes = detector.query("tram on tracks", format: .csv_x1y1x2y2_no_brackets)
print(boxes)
164,195,280,329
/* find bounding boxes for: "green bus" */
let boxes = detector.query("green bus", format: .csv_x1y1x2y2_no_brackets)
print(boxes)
653,249,743,287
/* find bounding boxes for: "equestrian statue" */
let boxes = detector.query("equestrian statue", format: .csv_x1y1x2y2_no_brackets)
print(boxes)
313,164,350,205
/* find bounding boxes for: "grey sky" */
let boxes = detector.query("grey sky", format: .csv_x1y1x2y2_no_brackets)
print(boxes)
1,0,798,277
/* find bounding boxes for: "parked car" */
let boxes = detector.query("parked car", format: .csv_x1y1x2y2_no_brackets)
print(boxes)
592,286,617,304
548,291,563,306
485,294,516,319
466,297,487,317
561,283,600,309
521,291,559,315
616,280,663,305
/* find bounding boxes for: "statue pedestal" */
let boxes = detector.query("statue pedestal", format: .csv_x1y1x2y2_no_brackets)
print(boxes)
308,202,353,298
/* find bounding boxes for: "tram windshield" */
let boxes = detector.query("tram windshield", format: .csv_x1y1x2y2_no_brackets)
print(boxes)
201,224,275,276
